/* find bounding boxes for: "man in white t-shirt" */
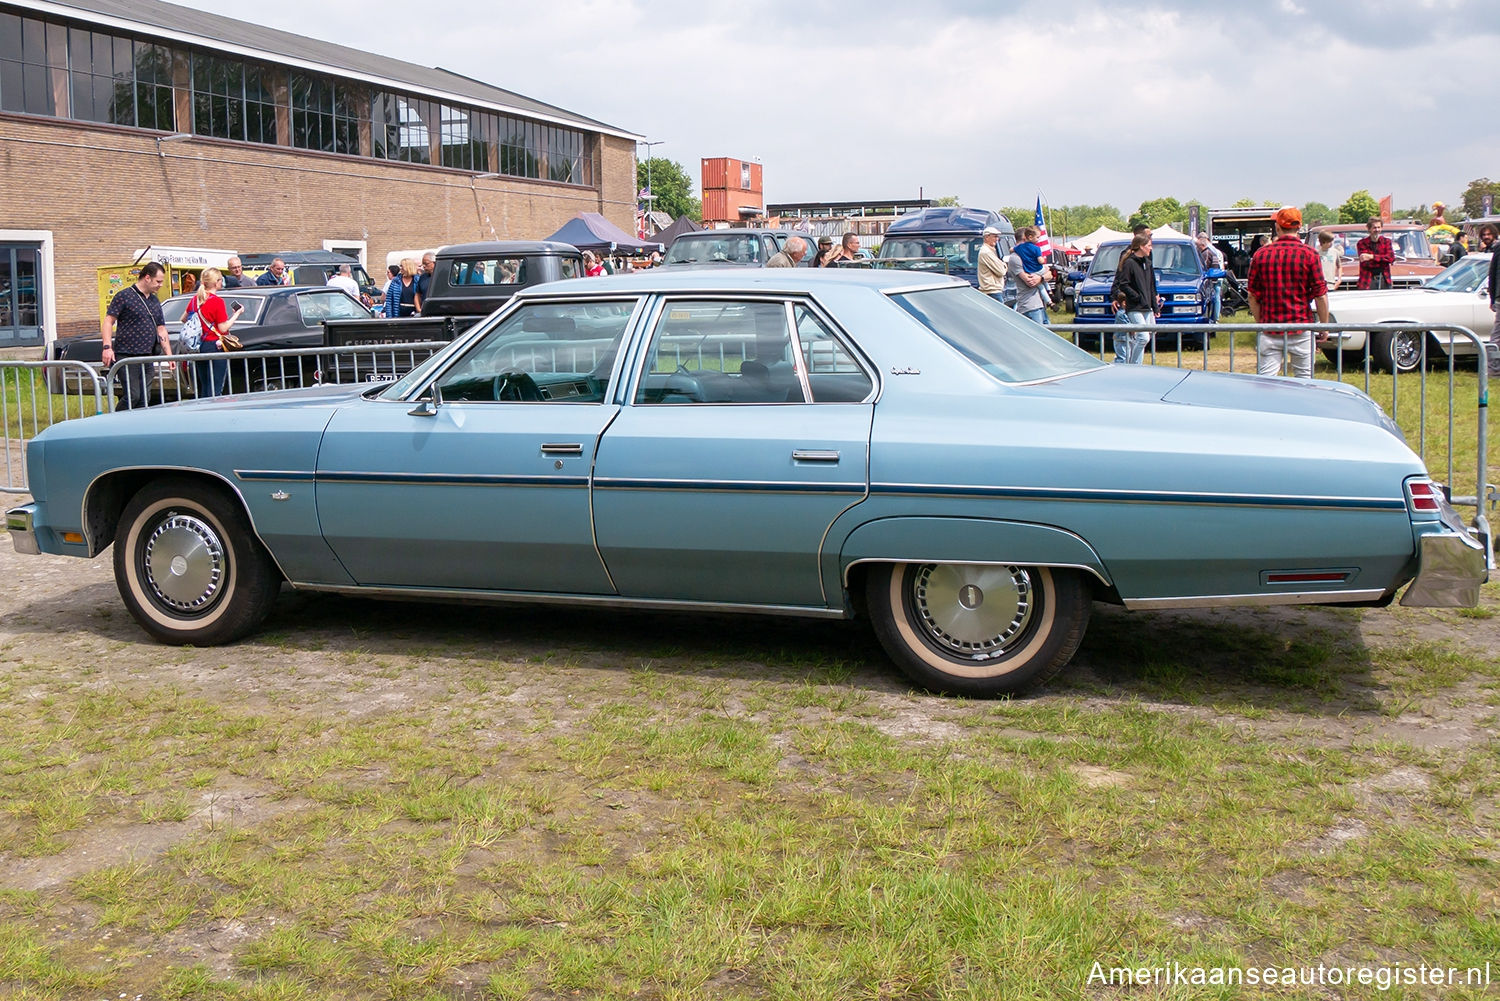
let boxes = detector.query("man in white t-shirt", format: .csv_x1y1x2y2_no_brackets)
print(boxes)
326,264,361,299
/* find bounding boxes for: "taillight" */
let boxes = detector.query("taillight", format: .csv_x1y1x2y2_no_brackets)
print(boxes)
1406,478,1442,513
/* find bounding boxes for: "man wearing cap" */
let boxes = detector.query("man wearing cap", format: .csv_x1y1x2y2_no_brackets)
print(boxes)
1247,205,1328,378
812,236,836,267
977,225,1008,303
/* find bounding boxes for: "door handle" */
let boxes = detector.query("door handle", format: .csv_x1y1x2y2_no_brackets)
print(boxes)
540,443,584,456
792,449,840,462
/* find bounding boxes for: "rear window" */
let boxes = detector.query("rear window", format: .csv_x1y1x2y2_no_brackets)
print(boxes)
447,257,529,286
665,235,765,265
295,290,370,326
889,285,1101,383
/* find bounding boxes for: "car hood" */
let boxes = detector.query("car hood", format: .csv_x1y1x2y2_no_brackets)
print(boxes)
149,382,375,412
1329,288,1433,307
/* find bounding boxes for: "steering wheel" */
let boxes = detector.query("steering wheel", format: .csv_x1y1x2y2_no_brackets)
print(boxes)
493,370,542,402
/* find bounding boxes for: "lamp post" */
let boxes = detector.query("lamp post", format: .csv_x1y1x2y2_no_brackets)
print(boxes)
639,139,665,214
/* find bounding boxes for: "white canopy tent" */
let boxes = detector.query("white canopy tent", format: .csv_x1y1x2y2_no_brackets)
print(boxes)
1071,226,1131,250
1152,224,1189,240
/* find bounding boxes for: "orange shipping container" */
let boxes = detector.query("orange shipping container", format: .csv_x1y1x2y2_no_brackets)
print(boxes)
701,157,762,193
701,189,765,224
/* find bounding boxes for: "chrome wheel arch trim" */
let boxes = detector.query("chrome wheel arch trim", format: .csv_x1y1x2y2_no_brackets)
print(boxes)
81,464,294,584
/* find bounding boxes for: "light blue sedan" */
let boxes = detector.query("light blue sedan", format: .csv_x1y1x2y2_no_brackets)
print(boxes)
7,270,1486,695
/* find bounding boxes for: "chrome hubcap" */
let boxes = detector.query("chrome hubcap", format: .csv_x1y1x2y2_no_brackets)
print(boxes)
1393,333,1423,370
144,514,225,612
913,564,1033,659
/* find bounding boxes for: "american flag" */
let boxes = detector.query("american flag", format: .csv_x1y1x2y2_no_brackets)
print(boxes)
1033,197,1051,256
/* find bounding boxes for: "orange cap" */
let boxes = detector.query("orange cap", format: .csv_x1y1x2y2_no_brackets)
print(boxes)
1274,206,1302,229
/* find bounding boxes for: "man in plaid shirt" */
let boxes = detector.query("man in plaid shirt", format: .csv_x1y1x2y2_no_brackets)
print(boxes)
1247,205,1329,378
1355,217,1395,289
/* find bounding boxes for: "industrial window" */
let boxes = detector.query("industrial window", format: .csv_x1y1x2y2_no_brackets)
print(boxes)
0,14,65,117
192,53,278,144
291,72,360,155
438,103,485,170
371,91,431,164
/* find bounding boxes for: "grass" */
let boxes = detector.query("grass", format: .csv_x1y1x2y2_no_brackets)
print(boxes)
1,583,1497,999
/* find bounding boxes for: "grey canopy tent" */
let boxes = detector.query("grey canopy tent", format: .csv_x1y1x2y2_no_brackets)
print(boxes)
543,212,664,256
650,215,702,250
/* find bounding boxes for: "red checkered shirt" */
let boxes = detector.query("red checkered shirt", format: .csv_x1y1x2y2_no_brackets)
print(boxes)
1247,235,1328,326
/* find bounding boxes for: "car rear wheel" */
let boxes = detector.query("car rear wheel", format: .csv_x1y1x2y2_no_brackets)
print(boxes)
867,562,1090,697
113,477,280,645
1371,329,1426,373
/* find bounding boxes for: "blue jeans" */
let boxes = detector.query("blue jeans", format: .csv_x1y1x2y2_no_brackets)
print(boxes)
1023,306,1049,325
195,339,228,398
987,292,1008,305
1113,311,1152,364
1208,281,1222,322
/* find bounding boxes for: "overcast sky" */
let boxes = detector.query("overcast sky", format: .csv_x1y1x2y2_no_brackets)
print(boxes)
255,0,1494,219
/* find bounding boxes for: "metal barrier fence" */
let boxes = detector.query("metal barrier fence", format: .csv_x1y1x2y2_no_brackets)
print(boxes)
105,340,450,410
0,342,448,495
1,360,104,495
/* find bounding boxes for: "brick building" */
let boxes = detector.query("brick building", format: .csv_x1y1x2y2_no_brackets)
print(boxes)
0,0,641,344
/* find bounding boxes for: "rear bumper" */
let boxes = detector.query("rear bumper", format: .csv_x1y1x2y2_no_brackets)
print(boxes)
1399,528,1487,607
5,503,39,555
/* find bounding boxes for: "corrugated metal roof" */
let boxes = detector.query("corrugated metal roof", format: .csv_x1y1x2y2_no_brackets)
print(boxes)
13,0,640,139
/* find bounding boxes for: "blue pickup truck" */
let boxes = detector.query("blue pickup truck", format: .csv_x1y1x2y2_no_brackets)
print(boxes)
1071,237,1221,350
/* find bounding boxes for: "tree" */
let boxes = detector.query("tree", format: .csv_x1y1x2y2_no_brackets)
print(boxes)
637,157,700,221
1231,197,1257,208
1460,177,1500,219
1338,189,1381,224
933,195,961,207
1129,196,1185,230
1301,201,1336,226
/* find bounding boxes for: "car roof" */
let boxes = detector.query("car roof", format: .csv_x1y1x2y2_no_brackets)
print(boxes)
671,229,806,238
517,268,964,297
885,207,1014,236
164,285,339,301
437,241,581,257
1310,223,1426,232
238,251,361,265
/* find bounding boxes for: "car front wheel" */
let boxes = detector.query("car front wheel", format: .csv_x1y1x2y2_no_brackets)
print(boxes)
1371,329,1426,373
867,562,1090,697
113,477,280,645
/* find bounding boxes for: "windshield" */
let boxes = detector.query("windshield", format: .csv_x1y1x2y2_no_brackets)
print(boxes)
164,294,265,323
1089,242,1201,277
889,285,1102,383
1332,229,1433,261
1424,255,1490,293
665,235,765,265
878,236,997,270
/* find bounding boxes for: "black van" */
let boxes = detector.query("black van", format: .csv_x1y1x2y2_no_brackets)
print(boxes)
419,241,584,325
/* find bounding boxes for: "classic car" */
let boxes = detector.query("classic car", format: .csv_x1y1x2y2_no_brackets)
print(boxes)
876,206,1015,288
1072,238,1224,350
7,270,1487,697
658,229,816,268
1305,223,1442,290
1324,253,1493,373
47,285,375,396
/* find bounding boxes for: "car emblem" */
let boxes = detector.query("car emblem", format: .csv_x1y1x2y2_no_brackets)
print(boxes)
271,490,290,501
890,366,921,375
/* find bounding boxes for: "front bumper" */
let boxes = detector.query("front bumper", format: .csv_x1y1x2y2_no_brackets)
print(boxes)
1400,528,1487,607
6,503,39,555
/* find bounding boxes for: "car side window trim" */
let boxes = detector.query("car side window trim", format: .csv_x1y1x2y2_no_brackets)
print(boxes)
623,294,878,407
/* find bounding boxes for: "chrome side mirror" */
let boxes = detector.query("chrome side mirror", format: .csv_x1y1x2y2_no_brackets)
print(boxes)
408,383,442,417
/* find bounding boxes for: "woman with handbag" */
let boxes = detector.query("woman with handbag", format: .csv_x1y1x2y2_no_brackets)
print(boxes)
383,258,420,317
186,267,242,398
